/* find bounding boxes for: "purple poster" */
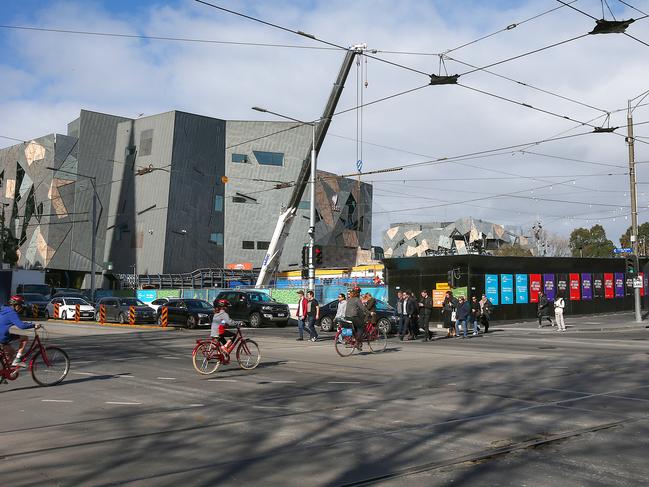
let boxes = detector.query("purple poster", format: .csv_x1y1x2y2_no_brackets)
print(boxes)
615,272,625,298
581,273,592,300
543,274,555,300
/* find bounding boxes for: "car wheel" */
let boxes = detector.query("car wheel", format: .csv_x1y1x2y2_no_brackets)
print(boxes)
187,315,198,329
157,315,164,326
320,316,334,332
276,320,288,328
119,312,127,324
377,318,391,335
249,312,262,328
61,310,67,320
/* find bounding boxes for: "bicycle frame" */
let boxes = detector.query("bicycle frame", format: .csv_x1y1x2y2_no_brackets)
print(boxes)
0,330,47,381
193,325,251,365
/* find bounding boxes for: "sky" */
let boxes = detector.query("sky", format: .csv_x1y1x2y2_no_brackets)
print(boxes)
2,0,649,247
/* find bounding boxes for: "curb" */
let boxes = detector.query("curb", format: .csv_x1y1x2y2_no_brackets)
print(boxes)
495,325,648,333
40,319,179,330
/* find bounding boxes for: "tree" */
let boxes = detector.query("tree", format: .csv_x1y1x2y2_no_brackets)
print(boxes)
620,222,649,255
569,224,615,257
493,244,533,257
531,228,571,257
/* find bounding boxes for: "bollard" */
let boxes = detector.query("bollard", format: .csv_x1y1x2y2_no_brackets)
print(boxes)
54,303,60,319
161,305,168,328
75,304,80,322
99,304,106,324
32,304,39,318
129,306,135,325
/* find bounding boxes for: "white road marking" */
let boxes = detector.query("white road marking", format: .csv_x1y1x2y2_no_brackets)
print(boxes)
328,381,360,384
41,399,73,403
71,371,97,376
72,361,96,364
115,374,135,378
157,377,176,380
161,356,181,360
188,404,205,407
105,401,142,405
208,379,238,382
271,380,297,383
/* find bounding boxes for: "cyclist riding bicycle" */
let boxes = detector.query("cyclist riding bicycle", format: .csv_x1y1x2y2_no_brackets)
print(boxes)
344,287,368,350
211,298,235,351
0,295,38,367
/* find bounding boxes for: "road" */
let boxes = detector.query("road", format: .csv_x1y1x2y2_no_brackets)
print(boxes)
1,317,648,486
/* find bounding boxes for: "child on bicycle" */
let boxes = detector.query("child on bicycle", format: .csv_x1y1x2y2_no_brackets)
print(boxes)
0,296,38,367
211,299,235,351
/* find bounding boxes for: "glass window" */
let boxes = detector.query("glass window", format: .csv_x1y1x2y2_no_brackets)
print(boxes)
242,241,254,249
257,241,270,250
214,195,223,212
253,151,284,166
119,298,145,306
297,201,310,210
210,233,224,245
232,153,249,163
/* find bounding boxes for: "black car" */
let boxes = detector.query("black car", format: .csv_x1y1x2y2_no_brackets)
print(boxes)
215,290,289,328
17,293,50,318
317,299,398,334
155,298,214,329
94,297,156,324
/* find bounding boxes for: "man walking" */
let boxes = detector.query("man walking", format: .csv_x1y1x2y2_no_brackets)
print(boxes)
469,296,481,336
396,291,407,340
537,291,554,328
479,294,493,333
296,290,308,341
305,290,320,342
455,296,470,338
405,291,418,340
419,290,433,341
554,292,566,331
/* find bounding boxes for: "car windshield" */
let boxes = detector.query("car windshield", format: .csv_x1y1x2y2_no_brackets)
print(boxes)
119,298,145,306
21,285,51,295
249,293,273,302
184,300,213,309
22,293,47,301
65,298,89,305
375,300,394,311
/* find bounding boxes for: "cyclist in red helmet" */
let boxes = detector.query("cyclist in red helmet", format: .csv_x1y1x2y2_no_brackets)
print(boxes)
1,296,38,366
211,299,235,350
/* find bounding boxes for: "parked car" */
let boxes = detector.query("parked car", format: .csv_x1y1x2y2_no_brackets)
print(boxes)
155,298,214,329
149,297,172,312
94,297,156,324
46,297,96,320
16,293,50,318
317,298,398,334
51,290,88,300
215,290,289,328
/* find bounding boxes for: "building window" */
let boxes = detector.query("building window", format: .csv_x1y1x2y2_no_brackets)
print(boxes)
214,194,223,212
210,233,223,245
253,151,284,166
140,129,154,156
242,240,255,249
297,201,310,210
257,241,270,250
232,153,249,163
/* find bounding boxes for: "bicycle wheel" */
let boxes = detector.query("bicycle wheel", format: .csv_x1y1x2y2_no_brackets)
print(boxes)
334,333,356,357
367,329,388,352
236,339,261,370
192,342,221,375
31,347,70,386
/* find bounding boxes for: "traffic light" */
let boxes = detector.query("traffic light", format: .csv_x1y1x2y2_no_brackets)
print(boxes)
301,245,309,268
301,268,309,280
314,245,323,265
447,270,455,288
626,255,639,275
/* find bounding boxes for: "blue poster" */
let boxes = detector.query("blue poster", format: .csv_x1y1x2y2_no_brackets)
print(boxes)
501,274,514,304
485,274,499,305
516,274,528,303
137,290,157,303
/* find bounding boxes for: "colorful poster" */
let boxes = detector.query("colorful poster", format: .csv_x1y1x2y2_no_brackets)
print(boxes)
569,273,580,301
543,274,555,300
501,274,514,304
614,272,625,298
581,273,592,300
136,290,157,303
432,290,446,308
530,273,542,303
641,272,646,297
593,273,603,299
604,273,614,299
515,274,528,303
626,276,634,296
485,274,499,306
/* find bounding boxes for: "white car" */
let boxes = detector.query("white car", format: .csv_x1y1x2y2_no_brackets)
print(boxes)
148,297,171,312
47,296,96,320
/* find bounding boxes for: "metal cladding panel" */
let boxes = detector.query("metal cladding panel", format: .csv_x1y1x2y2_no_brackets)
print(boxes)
165,112,226,273
105,113,174,274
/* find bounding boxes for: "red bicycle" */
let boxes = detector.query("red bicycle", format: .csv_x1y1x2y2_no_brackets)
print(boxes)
334,320,388,357
0,325,70,386
192,324,261,375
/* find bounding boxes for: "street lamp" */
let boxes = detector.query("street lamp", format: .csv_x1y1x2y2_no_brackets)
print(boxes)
46,166,99,303
252,106,318,291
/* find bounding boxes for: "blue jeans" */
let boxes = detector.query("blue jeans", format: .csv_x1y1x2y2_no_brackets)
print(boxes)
471,318,480,335
306,316,318,339
455,319,468,337
297,318,306,339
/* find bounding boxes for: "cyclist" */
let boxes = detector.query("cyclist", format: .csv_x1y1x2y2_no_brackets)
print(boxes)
0,295,37,366
211,299,235,351
344,287,368,350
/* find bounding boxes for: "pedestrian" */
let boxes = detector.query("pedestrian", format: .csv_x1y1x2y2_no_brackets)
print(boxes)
396,291,408,340
479,294,493,333
469,296,481,336
405,291,418,340
442,291,458,338
334,293,347,327
305,290,320,342
296,290,308,341
454,296,470,338
419,290,433,341
363,292,378,325
537,291,554,328
554,292,566,331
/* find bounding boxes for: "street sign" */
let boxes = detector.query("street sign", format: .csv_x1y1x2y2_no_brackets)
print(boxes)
633,277,643,288
614,247,633,254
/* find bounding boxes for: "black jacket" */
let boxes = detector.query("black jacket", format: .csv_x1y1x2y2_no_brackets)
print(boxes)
404,297,417,317
538,295,551,316
419,296,433,313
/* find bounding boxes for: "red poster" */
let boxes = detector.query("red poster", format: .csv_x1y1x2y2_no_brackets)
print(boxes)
641,272,646,297
529,274,541,303
604,273,614,299
569,273,580,301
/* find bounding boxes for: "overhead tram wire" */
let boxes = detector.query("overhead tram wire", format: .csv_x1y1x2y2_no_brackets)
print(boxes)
617,0,649,18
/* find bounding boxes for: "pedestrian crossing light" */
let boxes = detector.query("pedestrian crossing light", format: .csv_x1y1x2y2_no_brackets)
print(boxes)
626,255,639,275
447,270,455,288
314,245,323,265
301,245,309,268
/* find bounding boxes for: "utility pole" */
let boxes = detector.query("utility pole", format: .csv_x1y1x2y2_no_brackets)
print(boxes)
0,203,6,266
308,122,316,292
627,101,642,323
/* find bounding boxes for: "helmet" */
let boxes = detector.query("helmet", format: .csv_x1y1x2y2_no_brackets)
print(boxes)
213,298,230,309
8,295,24,306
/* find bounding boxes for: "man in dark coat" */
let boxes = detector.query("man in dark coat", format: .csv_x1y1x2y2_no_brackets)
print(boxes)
404,291,418,340
419,290,433,341
537,291,554,328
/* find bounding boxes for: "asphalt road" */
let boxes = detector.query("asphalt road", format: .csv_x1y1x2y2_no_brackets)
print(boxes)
1,317,648,486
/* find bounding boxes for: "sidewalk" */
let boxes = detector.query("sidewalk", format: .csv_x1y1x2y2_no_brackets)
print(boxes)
492,311,649,333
